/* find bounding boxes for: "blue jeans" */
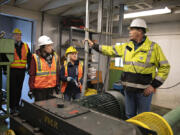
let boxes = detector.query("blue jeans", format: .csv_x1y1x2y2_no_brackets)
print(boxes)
64,93,81,101
124,90,153,119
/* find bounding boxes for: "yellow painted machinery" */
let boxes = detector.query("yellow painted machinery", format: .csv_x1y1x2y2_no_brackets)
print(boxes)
127,106,180,135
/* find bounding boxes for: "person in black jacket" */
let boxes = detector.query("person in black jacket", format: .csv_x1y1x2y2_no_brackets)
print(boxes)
10,28,31,113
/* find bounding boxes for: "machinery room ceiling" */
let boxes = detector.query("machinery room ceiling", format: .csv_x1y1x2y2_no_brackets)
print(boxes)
4,0,180,25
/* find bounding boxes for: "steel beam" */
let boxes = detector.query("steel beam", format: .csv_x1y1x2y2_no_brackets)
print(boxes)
0,0,10,6
14,0,28,5
41,0,83,11
61,0,147,16
153,0,180,8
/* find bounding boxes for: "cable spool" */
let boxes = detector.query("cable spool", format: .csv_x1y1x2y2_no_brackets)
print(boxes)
126,112,173,135
5,129,16,135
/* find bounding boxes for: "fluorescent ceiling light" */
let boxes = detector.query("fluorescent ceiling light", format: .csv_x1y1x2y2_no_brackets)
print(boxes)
124,7,171,19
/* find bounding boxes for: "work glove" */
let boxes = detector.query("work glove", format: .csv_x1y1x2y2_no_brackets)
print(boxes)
73,80,79,88
67,77,79,87
67,77,73,82
28,91,33,99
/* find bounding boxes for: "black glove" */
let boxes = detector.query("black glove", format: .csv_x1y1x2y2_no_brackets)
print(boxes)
28,91,33,99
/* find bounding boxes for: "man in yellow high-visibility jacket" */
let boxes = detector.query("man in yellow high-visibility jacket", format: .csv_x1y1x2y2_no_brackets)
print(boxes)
87,18,170,118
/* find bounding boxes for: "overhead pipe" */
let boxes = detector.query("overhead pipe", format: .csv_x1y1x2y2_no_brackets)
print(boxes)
14,0,28,6
163,106,180,133
0,0,11,6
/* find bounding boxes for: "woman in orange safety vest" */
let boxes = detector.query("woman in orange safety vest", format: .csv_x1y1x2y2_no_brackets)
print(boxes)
28,35,60,101
60,46,83,101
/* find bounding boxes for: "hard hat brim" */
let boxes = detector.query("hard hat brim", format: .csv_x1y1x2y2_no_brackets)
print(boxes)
66,51,78,56
128,26,149,32
13,33,22,35
13,28,22,34
38,41,54,46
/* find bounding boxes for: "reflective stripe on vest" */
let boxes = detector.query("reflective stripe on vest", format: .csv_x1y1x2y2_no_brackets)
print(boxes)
122,42,155,90
123,61,154,68
113,45,119,56
34,54,57,76
10,43,28,68
61,61,83,93
121,81,150,89
155,76,165,83
33,53,57,88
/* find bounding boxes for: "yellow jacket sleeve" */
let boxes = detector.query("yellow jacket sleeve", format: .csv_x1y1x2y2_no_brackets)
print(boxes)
154,44,170,83
100,43,127,57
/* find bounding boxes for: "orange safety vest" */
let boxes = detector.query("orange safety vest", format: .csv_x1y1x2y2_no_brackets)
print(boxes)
10,43,29,68
61,61,83,93
33,53,58,89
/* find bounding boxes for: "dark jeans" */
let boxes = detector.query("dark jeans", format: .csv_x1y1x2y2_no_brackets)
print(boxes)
32,88,54,102
124,90,153,119
64,93,81,101
10,68,25,110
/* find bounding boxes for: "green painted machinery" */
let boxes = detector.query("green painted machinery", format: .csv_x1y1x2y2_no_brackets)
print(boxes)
0,38,14,132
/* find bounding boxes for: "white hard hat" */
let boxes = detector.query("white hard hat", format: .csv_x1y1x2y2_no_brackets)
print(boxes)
130,18,147,29
38,35,54,46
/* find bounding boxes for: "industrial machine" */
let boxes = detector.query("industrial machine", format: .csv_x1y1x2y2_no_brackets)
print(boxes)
78,90,125,120
0,38,14,132
9,90,164,135
10,97,142,135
